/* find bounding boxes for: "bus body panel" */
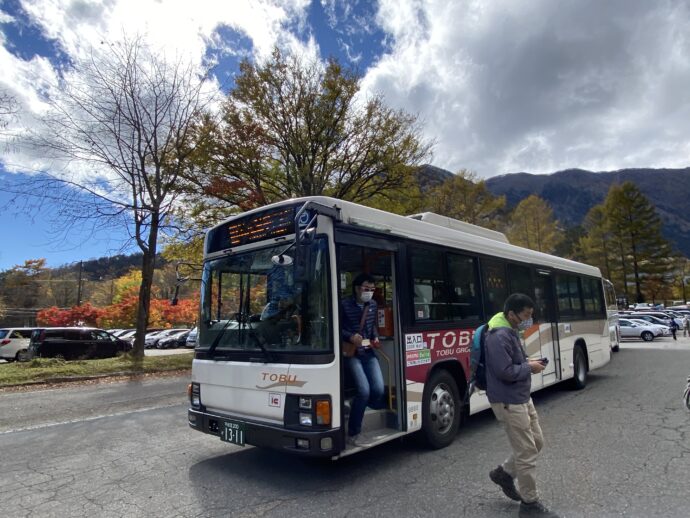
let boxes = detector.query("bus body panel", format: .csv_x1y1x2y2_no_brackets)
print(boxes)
193,359,343,428
193,360,291,423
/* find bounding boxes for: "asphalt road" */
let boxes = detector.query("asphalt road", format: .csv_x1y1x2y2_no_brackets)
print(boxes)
1,341,689,518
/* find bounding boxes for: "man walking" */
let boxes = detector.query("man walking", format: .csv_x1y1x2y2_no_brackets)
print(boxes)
670,318,678,340
486,293,559,518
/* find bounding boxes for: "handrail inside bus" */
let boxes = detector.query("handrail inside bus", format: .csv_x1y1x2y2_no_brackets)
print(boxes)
376,347,395,411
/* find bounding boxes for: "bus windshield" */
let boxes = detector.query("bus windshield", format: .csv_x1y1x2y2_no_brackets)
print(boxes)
199,237,331,357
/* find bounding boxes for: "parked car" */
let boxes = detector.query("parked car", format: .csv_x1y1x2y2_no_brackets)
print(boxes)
156,329,190,349
619,318,663,342
118,329,137,342
145,328,187,348
628,314,674,330
121,328,163,345
627,318,670,336
0,327,37,362
185,327,198,349
633,311,682,328
26,327,132,360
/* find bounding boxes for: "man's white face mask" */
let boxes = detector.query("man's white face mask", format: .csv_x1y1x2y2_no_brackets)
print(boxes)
518,317,533,331
360,290,374,303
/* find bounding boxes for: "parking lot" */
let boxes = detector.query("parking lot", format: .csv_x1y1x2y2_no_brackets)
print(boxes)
2,343,689,517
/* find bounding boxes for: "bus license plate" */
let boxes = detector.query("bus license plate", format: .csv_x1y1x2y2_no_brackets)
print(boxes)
220,419,246,446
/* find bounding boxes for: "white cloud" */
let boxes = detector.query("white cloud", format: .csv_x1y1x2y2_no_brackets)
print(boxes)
0,0,315,177
0,9,15,24
3,0,690,183
363,0,690,176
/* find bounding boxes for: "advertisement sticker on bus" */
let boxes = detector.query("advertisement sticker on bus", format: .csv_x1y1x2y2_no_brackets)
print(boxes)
406,348,431,366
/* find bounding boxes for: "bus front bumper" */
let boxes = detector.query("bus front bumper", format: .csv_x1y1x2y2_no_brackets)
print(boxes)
188,408,343,457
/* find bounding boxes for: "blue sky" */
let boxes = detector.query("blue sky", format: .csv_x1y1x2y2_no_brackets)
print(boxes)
1,0,690,271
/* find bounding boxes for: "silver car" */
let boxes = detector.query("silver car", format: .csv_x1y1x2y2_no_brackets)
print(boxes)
627,319,670,336
619,318,663,342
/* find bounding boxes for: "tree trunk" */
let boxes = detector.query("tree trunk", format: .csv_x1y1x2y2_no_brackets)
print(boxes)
132,220,159,360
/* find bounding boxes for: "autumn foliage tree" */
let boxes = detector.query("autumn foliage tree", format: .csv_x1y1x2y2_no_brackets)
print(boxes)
506,195,562,253
424,169,505,228
37,303,104,327
181,47,430,226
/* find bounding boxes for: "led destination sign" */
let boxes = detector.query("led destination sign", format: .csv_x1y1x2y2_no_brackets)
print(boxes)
206,206,297,254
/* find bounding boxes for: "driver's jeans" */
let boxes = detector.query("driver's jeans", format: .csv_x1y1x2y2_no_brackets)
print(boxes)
345,349,385,436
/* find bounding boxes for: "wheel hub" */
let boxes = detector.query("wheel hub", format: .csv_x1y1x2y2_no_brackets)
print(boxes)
430,383,455,434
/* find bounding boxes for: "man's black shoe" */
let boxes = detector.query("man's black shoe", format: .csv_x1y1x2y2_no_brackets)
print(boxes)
519,500,560,518
489,465,521,501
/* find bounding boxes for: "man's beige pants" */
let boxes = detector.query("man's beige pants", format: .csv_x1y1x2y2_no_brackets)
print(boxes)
490,399,544,503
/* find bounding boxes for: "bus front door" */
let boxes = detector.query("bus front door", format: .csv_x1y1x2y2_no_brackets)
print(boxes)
534,270,560,385
336,241,404,448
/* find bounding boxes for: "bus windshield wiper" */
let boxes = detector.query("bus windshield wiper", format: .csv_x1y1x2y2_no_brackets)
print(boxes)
251,336,274,363
207,318,234,357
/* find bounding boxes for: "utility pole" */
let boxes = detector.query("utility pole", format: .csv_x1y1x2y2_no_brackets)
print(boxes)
76,260,83,306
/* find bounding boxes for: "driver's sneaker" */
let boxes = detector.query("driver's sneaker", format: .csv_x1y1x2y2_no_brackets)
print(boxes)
519,500,560,518
489,465,521,501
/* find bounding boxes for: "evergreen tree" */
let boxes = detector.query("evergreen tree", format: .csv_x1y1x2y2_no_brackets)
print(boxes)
604,182,673,303
575,205,616,281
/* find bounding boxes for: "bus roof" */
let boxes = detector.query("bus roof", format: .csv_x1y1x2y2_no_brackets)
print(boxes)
208,196,601,278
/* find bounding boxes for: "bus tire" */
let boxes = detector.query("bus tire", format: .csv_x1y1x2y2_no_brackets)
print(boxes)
421,369,461,449
571,345,587,390
611,344,619,352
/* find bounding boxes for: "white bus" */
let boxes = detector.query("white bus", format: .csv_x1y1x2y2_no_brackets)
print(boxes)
187,197,611,458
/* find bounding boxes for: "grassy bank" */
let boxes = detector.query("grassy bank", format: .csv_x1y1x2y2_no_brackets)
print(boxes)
0,353,193,388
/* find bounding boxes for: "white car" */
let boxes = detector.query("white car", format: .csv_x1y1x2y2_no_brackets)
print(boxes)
627,319,670,336
0,328,37,361
619,318,663,342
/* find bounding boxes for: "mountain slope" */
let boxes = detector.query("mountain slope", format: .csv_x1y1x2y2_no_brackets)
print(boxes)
485,167,690,256
419,166,690,256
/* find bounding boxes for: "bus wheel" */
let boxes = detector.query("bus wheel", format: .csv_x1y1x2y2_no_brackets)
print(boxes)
571,346,587,390
422,370,461,449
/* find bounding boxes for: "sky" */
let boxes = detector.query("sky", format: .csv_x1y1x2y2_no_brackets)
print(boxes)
1,0,690,271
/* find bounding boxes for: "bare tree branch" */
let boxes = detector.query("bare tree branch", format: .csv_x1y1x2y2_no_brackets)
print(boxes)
21,35,210,358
